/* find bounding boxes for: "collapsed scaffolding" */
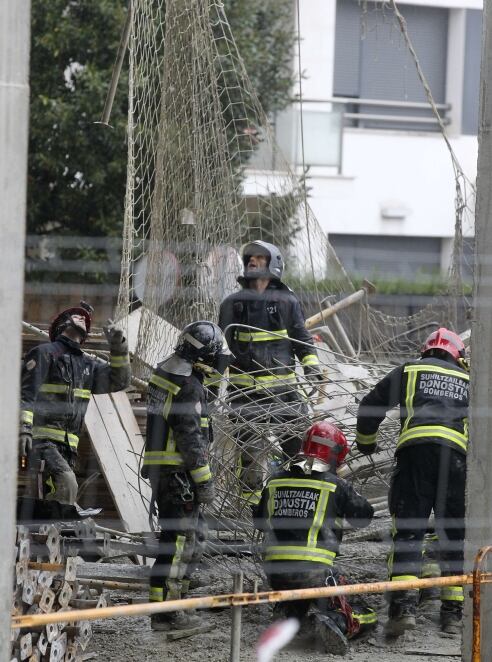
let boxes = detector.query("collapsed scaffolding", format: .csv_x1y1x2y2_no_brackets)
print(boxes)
13,0,478,655
112,0,474,554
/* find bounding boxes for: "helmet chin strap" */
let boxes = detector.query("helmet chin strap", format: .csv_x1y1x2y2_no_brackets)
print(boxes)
243,269,271,281
58,317,87,342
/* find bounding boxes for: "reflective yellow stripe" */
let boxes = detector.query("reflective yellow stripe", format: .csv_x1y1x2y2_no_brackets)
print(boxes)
200,417,209,428
190,464,212,484
265,545,336,565
204,371,222,387
307,486,330,547
391,575,419,582
168,535,186,581
353,610,378,624
39,384,69,394
45,476,56,495
32,427,79,449
440,586,464,601
236,329,288,342
149,374,181,395
162,393,173,420
402,366,418,432
21,410,33,424
355,431,377,445
242,490,262,505
404,364,469,381
301,354,319,366
149,586,164,602
73,388,91,399
229,372,297,390
397,425,468,452
143,451,184,467
110,355,130,367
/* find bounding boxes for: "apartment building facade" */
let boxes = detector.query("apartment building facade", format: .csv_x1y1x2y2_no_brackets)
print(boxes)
270,0,482,282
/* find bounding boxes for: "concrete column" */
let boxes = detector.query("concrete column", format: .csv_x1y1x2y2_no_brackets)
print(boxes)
0,1,30,658
464,1,492,659
446,9,467,136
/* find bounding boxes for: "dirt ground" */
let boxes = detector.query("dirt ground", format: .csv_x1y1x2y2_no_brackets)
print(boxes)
89,536,462,662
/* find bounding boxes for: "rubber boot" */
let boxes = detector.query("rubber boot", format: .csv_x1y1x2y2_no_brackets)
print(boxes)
309,612,349,656
151,610,204,632
440,603,462,635
384,596,417,637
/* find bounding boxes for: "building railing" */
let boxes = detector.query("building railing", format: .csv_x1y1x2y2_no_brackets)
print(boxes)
324,96,451,128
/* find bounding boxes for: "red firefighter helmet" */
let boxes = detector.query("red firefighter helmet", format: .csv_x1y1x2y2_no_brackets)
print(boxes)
421,327,465,361
49,301,94,342
300,421,349,469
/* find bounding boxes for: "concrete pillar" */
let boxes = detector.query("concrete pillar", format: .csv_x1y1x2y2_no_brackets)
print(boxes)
0,1,30,658
464,1,492,659
446,9,467,136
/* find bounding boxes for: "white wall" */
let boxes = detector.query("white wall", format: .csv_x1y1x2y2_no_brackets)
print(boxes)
297,0,337,99
303,128,477,239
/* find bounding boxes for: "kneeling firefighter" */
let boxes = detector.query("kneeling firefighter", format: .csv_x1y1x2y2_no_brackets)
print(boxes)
142,321,231,632
253,421,377,656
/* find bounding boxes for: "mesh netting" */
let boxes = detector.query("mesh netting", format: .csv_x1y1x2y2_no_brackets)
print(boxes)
117,0,474,569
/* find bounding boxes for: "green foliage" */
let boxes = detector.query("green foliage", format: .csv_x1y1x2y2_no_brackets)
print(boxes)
28,0,129,237
221,0,295,115
28,0,296,242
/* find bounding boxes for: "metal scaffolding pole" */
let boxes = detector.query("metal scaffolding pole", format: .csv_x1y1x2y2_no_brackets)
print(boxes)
465,1,492,659
0,1,30,658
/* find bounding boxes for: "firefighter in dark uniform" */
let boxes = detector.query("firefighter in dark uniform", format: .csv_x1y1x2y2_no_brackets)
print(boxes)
19,302,130,505
254,421,377,656
142,321,231,632
355,327,469,636
218,240,323,505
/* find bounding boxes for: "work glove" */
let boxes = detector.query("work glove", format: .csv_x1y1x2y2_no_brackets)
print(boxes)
103,319,128,353
303,364,324,384
19,432,33,460
195,480,216,505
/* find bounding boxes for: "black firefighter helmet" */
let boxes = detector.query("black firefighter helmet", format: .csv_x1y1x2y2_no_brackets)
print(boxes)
175,321,232,372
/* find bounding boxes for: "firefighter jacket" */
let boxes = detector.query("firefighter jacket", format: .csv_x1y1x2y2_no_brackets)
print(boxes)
253,466,373,571
20,335,131,454
142,355,212,486
218,281,319,391
356,355,469,456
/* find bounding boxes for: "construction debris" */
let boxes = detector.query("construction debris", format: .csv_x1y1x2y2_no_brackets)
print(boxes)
11,524,107,661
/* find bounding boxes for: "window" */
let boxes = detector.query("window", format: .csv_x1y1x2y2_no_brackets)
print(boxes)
328,234,442,279
333,0,449,131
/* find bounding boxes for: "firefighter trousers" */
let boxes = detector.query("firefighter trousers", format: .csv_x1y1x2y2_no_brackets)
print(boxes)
149,472,201,604
388,444,466,614
229,391,308,505
268,567,377,637
27,440,78,505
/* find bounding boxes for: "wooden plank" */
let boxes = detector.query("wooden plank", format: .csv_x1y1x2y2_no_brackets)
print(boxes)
76,562,150,582
110,392,151,508
84,394,150,534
